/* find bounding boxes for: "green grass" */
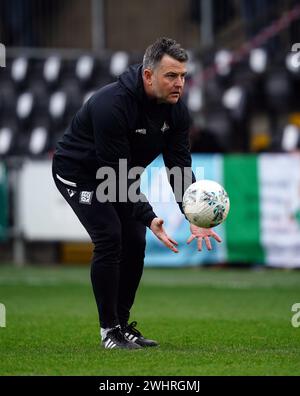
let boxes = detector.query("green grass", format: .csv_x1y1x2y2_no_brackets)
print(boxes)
0,265,300,375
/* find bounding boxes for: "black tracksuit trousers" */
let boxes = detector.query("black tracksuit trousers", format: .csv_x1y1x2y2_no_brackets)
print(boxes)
52,166,146,329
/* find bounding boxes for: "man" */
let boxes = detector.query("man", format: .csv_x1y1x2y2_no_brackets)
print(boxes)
52,37,221,350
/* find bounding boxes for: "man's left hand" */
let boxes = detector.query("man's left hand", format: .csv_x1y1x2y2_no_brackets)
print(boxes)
187,223,222,251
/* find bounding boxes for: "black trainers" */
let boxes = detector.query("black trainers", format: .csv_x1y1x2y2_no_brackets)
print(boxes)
123,321,159,347
102,325,142,349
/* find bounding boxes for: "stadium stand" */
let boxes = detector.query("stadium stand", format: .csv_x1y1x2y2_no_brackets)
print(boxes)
1,47,300,158
1,2,300,159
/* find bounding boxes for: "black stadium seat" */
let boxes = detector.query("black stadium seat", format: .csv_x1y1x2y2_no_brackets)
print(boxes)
27,125,51,156
48,78,82,125
0,127,14,157
0,80,17,118
16,91,35,127
0,125,17,156
264,70,292,113
43,55,63,90
48,90,68,128
75,55,97,90
109,51,129,77
10,56,32,92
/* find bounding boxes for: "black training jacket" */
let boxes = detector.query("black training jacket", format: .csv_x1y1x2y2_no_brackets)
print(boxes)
53,64,195,227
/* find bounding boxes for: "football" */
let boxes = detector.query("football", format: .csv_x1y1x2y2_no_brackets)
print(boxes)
182,180,230,228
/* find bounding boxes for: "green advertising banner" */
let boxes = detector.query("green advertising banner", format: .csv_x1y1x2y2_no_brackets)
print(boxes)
223,155,265,264
144,153,300,267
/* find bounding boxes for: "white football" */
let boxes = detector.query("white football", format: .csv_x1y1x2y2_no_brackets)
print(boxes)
182,180,230,228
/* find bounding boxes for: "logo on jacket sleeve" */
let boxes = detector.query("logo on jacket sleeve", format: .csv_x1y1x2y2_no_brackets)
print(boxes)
80,191,94,205
67,188,77,198
161,121,170,133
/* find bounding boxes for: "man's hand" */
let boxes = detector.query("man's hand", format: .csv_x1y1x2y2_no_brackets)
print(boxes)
150,218,179,253
187,223,222,251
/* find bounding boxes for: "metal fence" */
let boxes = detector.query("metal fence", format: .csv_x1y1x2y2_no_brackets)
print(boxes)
0,0,298,53
0,0,97,50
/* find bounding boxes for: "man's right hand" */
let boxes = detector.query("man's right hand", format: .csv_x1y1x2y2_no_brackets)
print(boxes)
150,218,179,253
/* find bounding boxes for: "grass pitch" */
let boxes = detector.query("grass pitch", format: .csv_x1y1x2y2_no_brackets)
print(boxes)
0,265,300,376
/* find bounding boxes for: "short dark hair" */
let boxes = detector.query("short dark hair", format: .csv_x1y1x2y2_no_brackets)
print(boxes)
143,37,188,70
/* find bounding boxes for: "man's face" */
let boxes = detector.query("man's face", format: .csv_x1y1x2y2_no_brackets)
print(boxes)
145,54,187,104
